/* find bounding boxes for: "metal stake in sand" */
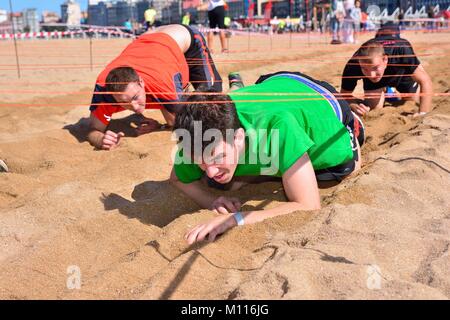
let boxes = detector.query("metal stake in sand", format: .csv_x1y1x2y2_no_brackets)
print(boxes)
247,28,251,52
270,30,273,51
227,34,230,53
89,33,93,72
9,0,21,79
289,30,292,49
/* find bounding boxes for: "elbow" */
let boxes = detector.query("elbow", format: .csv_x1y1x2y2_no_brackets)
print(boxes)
425,78,433,92
418,77,432,91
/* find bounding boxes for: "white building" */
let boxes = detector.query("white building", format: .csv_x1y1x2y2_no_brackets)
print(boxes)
0,9,7,23
62,0,82,26
23,9,39,32
42,11,61,24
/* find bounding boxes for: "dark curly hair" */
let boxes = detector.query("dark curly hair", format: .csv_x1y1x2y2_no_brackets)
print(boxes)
174,88,242,153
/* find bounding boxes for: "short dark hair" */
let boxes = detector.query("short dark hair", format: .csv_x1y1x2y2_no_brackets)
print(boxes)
356,41,385,62
174,88,241,152
105,66,139,93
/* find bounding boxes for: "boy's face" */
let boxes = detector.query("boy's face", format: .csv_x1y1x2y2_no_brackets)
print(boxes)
113,78,146,114
359,54,388,83
195,129,245,184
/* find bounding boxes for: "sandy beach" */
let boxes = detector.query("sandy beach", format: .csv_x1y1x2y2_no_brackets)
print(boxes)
0,30,449,299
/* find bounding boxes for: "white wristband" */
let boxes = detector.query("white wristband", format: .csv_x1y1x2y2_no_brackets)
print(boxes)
419,112,427,115
233,212,245,226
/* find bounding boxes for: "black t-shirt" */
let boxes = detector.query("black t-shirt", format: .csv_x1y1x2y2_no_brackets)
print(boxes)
341,37,420,91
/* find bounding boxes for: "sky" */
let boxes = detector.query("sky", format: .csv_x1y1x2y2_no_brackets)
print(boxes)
0,0,89,15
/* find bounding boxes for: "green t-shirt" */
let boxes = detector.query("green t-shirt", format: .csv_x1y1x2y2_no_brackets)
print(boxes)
174,76,354,183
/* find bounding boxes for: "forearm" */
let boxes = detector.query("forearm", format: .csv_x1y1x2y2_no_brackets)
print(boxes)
364,90,384,109
172,180,217,209
239,201,318,225
418,81,433,113
413,65,433,113
87,129,105,149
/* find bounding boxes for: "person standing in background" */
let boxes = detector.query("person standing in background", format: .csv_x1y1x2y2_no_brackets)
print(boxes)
427,5,436,32
331,0,345,44
206,0,228,53
351,0,362,42
144,4,157,31
342,0,355,43
182,12,191,26
123,19,133,34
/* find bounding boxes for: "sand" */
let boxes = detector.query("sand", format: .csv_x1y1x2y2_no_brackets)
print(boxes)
0,31,449,299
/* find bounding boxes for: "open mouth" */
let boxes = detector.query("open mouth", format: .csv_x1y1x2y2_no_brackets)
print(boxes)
214,172,226,182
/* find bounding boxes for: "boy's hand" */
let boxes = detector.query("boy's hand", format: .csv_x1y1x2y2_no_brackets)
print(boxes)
185,214,237,245
102,131,125,150
210,196,242,214
350,103,370,117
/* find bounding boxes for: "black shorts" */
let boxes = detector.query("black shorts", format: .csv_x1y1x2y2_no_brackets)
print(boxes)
181,24,222,92
208,6,225,29
256,71,366,182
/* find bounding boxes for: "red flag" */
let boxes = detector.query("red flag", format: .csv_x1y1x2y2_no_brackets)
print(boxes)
264,1,273,20
248,1,255,20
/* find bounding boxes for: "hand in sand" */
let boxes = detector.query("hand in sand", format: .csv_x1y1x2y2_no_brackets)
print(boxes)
350,103,371,117
135,118,162,136
102,131,125,150
210,196,241,214
185,214,237,244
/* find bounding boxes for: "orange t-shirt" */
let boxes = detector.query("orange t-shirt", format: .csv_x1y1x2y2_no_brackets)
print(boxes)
90,33,189,125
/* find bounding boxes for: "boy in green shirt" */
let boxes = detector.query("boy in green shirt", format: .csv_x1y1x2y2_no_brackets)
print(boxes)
171,72,365,244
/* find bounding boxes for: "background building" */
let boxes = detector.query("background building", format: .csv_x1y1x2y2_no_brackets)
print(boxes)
161,0,182,24
61,0,82,26
88,0,152,26
136,0,151,23
107,1,138,26
22,9,39,32
0,9,11,34
0,9,7,23
42,11,61,24
11,12,24,32
364,0,450,13
227,0,246,19
87,1,108,25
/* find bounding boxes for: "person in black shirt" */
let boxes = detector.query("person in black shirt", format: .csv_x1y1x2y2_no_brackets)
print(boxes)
340,36,433,117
